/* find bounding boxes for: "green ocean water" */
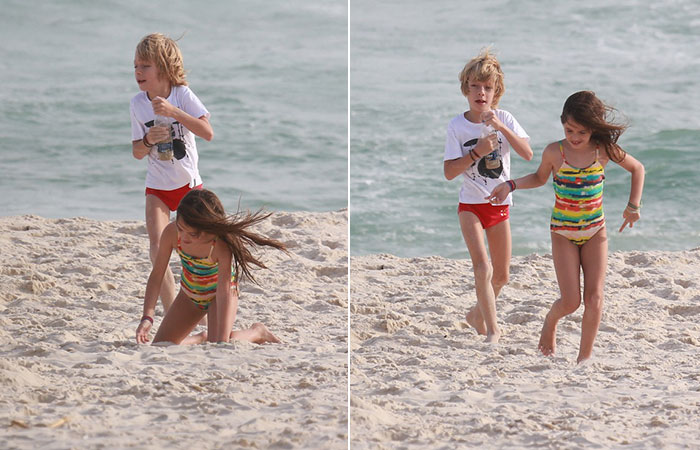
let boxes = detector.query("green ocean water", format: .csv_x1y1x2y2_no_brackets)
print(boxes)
0,0,347,220
351,0,700,257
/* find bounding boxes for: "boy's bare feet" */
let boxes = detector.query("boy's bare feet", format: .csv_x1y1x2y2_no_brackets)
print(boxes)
485,329,501,344
466,307,487,335
538,313,557,356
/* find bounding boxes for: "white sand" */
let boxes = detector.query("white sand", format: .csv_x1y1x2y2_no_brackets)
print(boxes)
0,211,348,449
351,249,700,449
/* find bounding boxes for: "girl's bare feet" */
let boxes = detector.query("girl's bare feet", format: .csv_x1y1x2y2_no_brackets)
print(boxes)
576,355,590,364
538,313,557,356
250,323,281,344
181,330,208,345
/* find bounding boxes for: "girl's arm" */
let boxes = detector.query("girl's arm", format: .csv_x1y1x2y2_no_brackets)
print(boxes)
487,143,558,203
616,151,645,232
211,244,237,342
152,96,214,141
135,223,176,343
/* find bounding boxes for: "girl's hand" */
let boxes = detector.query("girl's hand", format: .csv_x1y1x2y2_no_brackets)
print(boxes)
480,110,505,132
152,96,177,117
136,319,152,344
619,208,641,232
486,182,511,204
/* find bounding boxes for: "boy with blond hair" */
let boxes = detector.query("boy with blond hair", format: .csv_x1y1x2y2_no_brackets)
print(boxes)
443,48,533,343
131,33,214,317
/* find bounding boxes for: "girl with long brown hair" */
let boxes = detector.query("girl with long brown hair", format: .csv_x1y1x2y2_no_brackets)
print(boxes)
135,189,286,345
488,91,645,363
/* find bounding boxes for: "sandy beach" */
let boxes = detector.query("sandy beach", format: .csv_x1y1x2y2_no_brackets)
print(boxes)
350,249,700,449
0,211,348,449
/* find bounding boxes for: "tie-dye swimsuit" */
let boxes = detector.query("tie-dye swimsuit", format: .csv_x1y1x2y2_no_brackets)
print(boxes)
550,141,605,246
177,239,237,310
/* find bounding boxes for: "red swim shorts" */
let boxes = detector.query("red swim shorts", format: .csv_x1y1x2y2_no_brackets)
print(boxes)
458,202,510,229
145,183,203,211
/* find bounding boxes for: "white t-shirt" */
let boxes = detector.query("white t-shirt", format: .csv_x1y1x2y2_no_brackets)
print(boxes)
443,109,529,205
130,85,210,190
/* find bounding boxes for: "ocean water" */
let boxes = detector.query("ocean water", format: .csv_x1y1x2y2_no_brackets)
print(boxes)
0,0,347,220
351,0,700,258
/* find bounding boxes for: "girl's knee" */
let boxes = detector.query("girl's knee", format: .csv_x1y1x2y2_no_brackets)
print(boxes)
584,293,604,313
559,296,581,315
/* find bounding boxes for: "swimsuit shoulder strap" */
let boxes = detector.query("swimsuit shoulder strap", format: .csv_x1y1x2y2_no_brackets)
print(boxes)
206,239,217,260
558,140,567,165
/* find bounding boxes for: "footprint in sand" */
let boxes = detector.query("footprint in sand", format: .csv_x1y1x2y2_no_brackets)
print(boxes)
504,312,539,325
667,304,700,316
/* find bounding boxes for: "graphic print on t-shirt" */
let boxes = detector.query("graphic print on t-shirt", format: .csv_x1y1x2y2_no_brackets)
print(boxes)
145,120,188,161
462,137,504,180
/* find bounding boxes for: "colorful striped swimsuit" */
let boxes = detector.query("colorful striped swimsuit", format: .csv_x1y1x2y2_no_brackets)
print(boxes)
177,239,237,310
550,141,605,246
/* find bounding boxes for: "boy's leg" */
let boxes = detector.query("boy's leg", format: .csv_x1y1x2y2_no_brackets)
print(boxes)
145,194,177,311
459,211,500,342
578,229,608,363
539,233,583,356
485,219,512,297
153,290,207,344
467,219,512,334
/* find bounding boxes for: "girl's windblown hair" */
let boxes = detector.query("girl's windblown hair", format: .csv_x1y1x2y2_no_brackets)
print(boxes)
560,91,628,163
176,189,286,284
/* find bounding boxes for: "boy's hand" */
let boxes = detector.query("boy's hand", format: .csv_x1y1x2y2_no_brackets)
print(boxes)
485,182,511,204
475,133,498,157
480,110,505,131
152,96,177,118
146,126,170,144
136,319,152,344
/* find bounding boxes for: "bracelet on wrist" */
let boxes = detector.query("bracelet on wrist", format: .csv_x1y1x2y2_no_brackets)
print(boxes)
507,180,516,192
626,201,641,211
143,134,154,148
468,150,477,162
141,315,154,324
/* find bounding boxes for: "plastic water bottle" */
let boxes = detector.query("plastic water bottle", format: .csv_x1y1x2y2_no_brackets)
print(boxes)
480,124,500,169
154,114,173,161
